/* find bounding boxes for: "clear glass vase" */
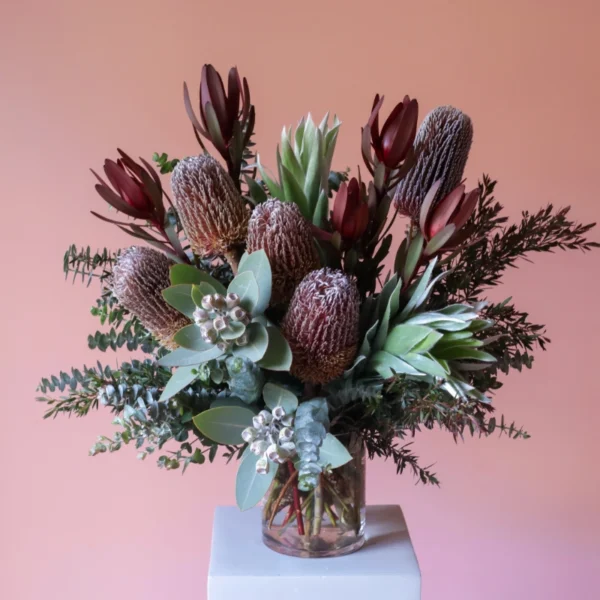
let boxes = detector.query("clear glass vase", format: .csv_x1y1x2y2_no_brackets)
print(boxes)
262,434,365,558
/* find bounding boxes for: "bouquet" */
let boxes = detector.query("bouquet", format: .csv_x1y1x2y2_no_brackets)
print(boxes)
38,64,598,557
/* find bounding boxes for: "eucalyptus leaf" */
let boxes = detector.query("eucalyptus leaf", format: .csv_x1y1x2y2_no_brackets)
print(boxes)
262,383,298,413
236,447,278,511
318,433,352,469
232,322,269,362
193,406,255,445
159,366,198,402
211,396,255,410
162,284,196,318
228,271,259,313
192,282,217,306
170,264,226,294
238,250,272,314
173,324,214,352
256,326,293,371
158,346,224,367
220,321,246,340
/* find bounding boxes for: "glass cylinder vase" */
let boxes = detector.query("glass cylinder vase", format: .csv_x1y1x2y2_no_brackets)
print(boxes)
262,434,365,558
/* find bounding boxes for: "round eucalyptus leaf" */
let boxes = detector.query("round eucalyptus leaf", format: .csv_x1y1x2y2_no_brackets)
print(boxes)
193,406,256,445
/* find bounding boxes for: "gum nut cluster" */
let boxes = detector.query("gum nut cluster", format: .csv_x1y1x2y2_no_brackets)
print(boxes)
241,407,296,474
193,292,250,351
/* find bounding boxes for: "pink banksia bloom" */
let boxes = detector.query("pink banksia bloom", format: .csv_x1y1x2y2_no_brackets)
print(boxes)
395,106,473,220
111,247,189,349
282,268,360,384
171,155,249,265
246,199,320,305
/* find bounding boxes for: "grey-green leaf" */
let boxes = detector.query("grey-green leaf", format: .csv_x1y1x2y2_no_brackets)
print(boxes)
318,434,352,469
162,284,196,318
173,324,214,352
238,250,272,314
232,322,269,362
228,271,259,314
262,383,298,414
236,447,278,511
256,326,293,371
159,366,198,402
193,406,255,445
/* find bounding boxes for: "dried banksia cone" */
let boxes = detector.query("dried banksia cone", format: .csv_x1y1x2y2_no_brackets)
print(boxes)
111,246,189,349
246,199,320,305
394,106,473,220
282,268,360,384
171,155,249,269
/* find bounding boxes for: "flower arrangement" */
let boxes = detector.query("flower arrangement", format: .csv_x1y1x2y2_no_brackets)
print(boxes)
38,64,598,557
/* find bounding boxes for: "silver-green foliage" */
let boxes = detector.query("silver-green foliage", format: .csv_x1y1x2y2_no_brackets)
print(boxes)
294,398,330,491
225,356,265,404
257,114,341,227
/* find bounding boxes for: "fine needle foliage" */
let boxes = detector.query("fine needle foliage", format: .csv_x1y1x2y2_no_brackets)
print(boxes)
37,63,597,547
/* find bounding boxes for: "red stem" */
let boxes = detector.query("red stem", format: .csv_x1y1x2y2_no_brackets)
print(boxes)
288,461,305,536
281,505,294,528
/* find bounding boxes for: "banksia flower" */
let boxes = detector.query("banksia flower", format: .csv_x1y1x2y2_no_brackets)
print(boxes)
394,106,473,219
171,155,249,268
282,268,360,384
111,247,189,349
246,199,320,305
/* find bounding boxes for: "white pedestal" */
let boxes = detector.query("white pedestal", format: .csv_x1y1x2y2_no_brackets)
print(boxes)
208,505,421,600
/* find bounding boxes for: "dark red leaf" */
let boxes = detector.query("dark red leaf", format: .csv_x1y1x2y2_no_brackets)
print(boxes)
94,183,145,219
203,64,230,140
183,81,208,137
226,67,241,125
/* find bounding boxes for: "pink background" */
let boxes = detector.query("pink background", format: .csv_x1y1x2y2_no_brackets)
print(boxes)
2,1,599,598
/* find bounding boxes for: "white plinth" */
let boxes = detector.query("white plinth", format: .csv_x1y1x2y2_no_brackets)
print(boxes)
208,505,421,600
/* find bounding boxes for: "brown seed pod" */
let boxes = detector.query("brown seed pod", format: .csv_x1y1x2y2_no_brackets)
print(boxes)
171,155,249,266
394,106,473,220
111,246,189,349
282,268,360,384
246,199,320,305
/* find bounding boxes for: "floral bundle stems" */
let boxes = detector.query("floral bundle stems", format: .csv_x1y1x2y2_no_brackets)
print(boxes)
38,60,598,559
288,461,305,536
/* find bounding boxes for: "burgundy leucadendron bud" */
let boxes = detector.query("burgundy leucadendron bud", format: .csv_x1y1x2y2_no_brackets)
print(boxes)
364,94,419,171
91,149,165,228
183,64,254,174
395,105,473,220
246,199,320,305
111,247,189,349
282,268,360,384
171,155,249,267
418,180,479,253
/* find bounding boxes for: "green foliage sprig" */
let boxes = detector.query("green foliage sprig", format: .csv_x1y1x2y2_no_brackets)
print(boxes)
63,245,118,286
152,152,180,174
439,176,599,303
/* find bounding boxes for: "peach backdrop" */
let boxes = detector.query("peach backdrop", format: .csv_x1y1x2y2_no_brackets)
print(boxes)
2,1,599,598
